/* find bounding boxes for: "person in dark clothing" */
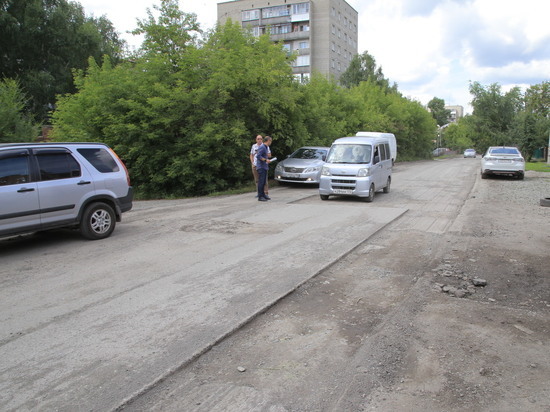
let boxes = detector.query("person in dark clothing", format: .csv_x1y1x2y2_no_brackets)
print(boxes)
256,136,273,201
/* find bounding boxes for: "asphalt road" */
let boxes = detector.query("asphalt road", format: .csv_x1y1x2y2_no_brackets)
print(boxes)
0,158,480,411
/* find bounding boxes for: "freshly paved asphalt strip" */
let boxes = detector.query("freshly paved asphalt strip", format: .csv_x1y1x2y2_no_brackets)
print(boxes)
0,190,407,411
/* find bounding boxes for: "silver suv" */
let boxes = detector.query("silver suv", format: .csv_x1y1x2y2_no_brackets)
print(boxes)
0,142,133,240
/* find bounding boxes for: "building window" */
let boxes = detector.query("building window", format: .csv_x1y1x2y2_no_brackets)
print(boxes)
262,5,290,19
242,9,260,21
251,26,262,37
298,41,309,49
296,55,310,66
292,3,309,14
271,24,291,35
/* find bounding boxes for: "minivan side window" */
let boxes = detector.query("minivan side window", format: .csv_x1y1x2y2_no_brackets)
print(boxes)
36,152,81,181
379,144,387,161
77,148,120,173
0,154,30,186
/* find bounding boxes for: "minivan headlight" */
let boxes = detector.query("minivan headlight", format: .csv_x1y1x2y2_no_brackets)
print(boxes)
357,168,370,177
321,166,331,176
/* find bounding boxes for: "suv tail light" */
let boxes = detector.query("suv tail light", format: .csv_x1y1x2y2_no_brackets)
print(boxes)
110,148,131,186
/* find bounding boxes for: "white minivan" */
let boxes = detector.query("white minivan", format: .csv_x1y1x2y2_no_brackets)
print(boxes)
356,131,397,164
319,136,392,202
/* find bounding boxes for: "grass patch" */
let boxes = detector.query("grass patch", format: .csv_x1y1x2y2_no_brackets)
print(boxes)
526,162,550,172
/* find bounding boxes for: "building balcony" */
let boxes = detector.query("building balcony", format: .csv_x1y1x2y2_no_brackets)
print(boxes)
271,31,310,42
260,15,291,25
291,13,309,22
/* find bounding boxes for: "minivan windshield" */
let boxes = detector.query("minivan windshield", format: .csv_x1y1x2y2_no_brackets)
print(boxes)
326,144,372,164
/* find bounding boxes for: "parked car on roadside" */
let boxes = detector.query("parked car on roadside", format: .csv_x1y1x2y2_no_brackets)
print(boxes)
275,146,329,184
481,146,525,179
433,147,451,157
319,136,392,202
464,149,477,158
0,142,133,240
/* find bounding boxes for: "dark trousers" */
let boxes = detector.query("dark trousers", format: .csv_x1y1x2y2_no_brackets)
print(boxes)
257,168,267,199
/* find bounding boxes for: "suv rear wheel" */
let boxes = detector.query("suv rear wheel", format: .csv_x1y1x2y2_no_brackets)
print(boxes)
80,202,116,240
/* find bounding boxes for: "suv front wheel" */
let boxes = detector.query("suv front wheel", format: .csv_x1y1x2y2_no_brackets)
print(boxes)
80,202,116,240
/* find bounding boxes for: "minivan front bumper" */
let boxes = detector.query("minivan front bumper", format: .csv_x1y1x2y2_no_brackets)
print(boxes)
319,175,373,197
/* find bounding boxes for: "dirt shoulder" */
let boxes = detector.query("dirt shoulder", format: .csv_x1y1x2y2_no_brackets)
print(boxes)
124,167,550,412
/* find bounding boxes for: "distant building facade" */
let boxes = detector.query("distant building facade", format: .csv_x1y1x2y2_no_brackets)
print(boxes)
445,105,464,123
217,0,358,82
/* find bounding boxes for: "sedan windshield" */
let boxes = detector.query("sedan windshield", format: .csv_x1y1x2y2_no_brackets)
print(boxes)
326,144,372,164
290,148,327,160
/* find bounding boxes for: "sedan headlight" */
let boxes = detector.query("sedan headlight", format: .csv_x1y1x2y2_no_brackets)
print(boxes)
321,166,331,176
304,166,320,173
275,163,283,173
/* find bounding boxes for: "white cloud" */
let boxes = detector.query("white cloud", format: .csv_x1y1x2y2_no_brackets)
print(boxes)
77,0,550,113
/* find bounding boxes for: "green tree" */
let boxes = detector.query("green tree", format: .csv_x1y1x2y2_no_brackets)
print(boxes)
468,82,523,152
348,80,436,159
0,78,38,142
427,97,451,126
340,51,395,90
0,0,124,122
443,120,474,151
52,16,301,198
132,0,200,64
516,81,550,159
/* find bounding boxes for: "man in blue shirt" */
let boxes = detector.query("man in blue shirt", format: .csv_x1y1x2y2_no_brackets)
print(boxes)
256,136,273,201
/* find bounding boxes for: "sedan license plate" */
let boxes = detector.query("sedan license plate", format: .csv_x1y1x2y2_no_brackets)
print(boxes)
498,159,512,163
284,173,300,178
333,189,353,195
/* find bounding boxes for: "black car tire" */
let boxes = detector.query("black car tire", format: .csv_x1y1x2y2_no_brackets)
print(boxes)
80,202,116,240
383,177,391,193
540,198,550,207
320,194,329,201
517,172,524,180
364,184,375,202
481,172,488,179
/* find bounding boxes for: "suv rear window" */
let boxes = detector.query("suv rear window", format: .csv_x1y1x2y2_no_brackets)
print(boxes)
77,148,120,173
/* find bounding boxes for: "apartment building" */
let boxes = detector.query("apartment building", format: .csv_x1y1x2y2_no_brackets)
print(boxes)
445,105,464,123
217,0,358,82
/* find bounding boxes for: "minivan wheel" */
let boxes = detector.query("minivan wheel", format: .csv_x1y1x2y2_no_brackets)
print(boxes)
80,202,116,240
365,184,375,202
383,177,391,193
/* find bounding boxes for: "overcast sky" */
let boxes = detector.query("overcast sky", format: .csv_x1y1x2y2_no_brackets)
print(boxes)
78,0,550,113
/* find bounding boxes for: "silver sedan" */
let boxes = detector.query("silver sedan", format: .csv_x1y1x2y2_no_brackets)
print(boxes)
275,146,329,184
